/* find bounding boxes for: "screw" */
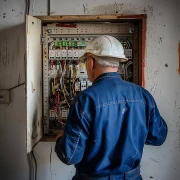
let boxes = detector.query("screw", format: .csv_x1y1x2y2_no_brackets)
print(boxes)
129,28,134,33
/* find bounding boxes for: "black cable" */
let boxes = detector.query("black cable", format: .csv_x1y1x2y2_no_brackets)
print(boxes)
9,83,25,91
48,0,50,16
26,0,30,15
27,153,33,180
32,150,37,180
125,61,133,81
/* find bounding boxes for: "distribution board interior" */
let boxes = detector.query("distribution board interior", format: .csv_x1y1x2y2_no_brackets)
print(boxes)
42,23,134,136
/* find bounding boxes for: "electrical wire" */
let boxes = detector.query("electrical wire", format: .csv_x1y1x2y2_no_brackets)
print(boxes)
48,0,51,16
26,0,30,15
72,67,78,95
54,107,66,126
59,60,70,107
8,83,25,91
60,60,66,91
62,89,70,108
27,153,33,180
125,61,133,81
32,150,37,180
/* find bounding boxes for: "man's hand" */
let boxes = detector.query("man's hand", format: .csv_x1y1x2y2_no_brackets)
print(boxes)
56,133,63,141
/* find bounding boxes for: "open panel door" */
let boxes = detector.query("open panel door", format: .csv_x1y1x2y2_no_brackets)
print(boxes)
26,15,42,153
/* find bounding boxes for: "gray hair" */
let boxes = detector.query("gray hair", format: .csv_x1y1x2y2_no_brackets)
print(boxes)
92,55,119,68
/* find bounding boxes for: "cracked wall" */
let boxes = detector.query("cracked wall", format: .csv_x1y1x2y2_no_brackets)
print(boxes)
0,0,180,179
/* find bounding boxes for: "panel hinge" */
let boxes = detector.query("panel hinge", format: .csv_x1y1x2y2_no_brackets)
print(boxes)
41,34,46,45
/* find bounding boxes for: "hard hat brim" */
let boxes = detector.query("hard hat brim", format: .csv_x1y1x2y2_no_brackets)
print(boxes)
79,53,128,63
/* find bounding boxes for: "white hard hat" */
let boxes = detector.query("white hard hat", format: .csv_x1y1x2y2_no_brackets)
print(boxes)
79,35,128,62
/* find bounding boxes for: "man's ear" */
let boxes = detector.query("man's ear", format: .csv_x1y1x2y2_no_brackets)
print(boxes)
89,57,95,70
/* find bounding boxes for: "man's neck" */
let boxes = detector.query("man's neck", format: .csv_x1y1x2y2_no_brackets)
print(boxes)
92,68,118,82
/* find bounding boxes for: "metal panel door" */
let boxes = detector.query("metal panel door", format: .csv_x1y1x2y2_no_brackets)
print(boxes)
26,15,42,153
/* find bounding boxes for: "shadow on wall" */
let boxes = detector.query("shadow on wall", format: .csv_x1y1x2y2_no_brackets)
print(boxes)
0,24,26,89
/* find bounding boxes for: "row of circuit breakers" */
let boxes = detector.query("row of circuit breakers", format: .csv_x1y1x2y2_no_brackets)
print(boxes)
45,36,133,135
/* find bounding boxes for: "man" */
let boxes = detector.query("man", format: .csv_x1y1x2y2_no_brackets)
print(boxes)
55,35,167,180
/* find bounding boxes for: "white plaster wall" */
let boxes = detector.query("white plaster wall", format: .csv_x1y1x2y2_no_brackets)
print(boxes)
0,0,180,180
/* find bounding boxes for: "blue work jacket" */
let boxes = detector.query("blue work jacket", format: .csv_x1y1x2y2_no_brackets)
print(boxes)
55,72,167,176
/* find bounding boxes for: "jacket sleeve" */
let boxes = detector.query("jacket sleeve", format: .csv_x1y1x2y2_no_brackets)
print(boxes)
145,95,168,146
55,100,90,165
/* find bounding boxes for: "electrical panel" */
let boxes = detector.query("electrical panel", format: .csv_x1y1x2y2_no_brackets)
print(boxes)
42,23,134,136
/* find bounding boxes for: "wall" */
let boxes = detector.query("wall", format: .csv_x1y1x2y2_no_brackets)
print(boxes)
0,0,180,179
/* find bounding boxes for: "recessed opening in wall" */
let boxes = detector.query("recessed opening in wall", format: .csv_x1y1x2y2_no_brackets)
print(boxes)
26,14,146,152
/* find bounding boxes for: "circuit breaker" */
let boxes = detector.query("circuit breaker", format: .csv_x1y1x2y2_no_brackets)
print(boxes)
41,22,136,136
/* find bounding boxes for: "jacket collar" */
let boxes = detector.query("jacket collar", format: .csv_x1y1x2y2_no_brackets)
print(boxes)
93,72,121,84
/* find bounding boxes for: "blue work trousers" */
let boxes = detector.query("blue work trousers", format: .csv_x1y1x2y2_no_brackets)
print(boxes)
72,166,142,180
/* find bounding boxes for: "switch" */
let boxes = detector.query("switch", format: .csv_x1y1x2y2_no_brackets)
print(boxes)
61,109,68,120
49,50,55,59
80,81,87,91
61,49,68,59
75,81,80,91
55,50,61,59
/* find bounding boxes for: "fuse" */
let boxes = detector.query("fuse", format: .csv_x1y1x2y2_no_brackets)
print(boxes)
67,49,74,59
73,49,79,59
55,41,58,47
61,49,67,59
55,50,61,59
75,81,80,91
78,49,85,58
72,41,76,47
49,50,55,59
58,41,62,47
61,109,68,120
68,41,72,47
62,41,66,47
81,81,87,91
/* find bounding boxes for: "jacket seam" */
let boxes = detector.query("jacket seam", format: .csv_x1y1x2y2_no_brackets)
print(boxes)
67,129,82,165
154,115,164,143
78,102,90,119
96,100,145,109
